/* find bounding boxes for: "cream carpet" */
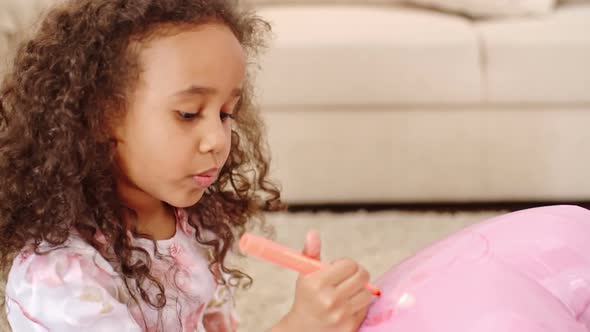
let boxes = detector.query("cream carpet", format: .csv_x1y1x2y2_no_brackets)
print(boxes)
233,209,506,332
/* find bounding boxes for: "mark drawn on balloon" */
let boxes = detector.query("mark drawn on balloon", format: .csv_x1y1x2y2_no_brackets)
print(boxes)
363,292,416,326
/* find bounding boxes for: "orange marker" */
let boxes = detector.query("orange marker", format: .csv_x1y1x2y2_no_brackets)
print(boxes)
239,232,381,297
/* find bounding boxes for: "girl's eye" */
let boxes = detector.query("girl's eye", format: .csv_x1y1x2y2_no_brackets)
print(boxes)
220,112,235,122
177,111,198,120
175,110,235,122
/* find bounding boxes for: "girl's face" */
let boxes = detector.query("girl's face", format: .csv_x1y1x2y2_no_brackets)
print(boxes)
113,23,246,208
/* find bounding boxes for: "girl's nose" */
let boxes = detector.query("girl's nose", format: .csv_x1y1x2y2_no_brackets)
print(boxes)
198,112,229,155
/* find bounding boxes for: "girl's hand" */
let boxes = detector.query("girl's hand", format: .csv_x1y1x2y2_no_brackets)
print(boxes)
272,230,373,332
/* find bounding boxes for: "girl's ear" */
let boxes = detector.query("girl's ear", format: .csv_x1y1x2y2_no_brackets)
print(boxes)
109,122,123,146
109,137,118,148
102,100,125,145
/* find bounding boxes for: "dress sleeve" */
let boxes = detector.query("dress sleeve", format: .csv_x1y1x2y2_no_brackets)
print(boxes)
5,247,142,332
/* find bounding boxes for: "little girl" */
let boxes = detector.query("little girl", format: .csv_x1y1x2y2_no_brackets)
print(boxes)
0,0,373,331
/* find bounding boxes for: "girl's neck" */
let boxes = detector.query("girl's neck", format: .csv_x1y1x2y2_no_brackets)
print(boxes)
131,203,177,241
117,181,177,241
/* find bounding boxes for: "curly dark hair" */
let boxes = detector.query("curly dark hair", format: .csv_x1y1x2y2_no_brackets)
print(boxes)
0,0,282,321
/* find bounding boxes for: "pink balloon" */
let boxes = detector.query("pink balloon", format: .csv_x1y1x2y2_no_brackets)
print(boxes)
360,205,590,332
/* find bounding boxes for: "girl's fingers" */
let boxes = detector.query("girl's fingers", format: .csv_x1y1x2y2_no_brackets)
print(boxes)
308,258,359,288
348,287,374,315
301,230,322,260
334,264,371,299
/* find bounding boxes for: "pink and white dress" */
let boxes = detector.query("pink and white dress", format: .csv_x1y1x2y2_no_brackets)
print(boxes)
4,209,239,332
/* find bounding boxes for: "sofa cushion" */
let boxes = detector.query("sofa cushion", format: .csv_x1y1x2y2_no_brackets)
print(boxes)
246,0,401,4
405,0,556,18
255,5,482,108
476,1,590,104
246,0,557,17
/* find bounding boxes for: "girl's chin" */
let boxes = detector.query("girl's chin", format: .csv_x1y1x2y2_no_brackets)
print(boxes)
168,190,205,208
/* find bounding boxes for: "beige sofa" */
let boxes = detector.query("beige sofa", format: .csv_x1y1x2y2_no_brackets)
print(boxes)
248,0,590,204
2,1,590,205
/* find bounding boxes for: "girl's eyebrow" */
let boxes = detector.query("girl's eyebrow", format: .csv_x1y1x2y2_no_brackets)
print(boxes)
171,85,243,98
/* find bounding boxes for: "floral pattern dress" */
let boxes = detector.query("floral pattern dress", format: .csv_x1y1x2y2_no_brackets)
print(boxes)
4,209,239,332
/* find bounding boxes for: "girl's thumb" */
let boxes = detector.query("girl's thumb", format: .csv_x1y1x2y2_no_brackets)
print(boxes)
302,230,321,260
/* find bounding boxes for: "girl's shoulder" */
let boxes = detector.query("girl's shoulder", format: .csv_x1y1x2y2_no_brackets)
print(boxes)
6,233,121,296
3,235,143,331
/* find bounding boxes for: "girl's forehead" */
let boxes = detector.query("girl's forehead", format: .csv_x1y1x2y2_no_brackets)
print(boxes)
133,23,246,98
138,22,244,58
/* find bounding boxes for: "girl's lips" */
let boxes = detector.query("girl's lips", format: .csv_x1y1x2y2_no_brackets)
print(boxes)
193,174,216,188
195,167,219,177
192,167,219,188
